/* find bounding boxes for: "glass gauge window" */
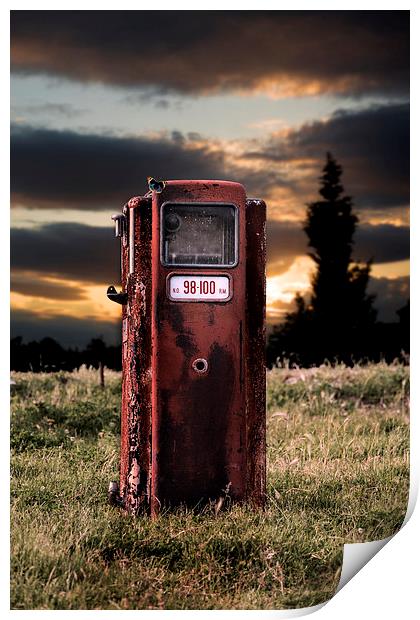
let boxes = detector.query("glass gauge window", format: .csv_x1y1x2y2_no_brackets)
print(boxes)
161,203,237,267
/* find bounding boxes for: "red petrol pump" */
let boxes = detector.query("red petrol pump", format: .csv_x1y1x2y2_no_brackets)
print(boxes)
108,180,266,516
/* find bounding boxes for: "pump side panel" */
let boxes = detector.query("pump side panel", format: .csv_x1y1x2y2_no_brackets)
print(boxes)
120,211,129,500
151,181,247,510
120,198,153,514
245,199,267,506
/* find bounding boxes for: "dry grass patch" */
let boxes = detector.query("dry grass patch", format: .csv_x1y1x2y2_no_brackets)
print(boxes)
11,363,409,609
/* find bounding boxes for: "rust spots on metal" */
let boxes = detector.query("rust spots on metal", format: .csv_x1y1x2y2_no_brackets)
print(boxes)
127,195,143,209
116,181,266,516
120,196,153,515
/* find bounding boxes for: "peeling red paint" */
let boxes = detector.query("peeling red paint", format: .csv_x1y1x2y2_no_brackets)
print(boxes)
127,195,144,209
114,181,266,516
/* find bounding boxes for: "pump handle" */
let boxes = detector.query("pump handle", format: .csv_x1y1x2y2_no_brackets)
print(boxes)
107,285,127,305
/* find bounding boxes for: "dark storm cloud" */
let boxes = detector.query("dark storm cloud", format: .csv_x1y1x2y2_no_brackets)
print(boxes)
11,220,409,285
247,103,409,210
11,11,409,97
11,223,120,285
11,309,120,348
10,105,409,290
10,125,226,209
11,272,88,300
10,124,280,209
354,224,409,263
267,219,409,276
12,103,407,213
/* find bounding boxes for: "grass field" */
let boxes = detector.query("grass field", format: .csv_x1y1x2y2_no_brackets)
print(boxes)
10,363,409,610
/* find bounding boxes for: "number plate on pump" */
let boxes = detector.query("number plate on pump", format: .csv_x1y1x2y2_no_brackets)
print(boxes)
168,275,230,301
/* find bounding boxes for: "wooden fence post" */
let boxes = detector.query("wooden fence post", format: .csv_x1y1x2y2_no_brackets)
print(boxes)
99,361,105,388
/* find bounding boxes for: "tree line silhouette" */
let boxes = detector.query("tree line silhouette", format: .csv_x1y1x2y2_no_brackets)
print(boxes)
10,154,409,371
11,336,122,372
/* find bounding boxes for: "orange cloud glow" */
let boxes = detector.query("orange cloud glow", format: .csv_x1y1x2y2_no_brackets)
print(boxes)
266,255,313,322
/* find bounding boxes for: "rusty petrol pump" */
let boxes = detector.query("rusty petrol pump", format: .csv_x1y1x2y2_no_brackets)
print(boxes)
107,180,266,517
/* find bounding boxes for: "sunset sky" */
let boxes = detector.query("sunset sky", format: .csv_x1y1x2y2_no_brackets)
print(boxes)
10,10,409,346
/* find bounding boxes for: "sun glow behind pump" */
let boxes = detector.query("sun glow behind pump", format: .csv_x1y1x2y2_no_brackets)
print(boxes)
108,180,266,516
